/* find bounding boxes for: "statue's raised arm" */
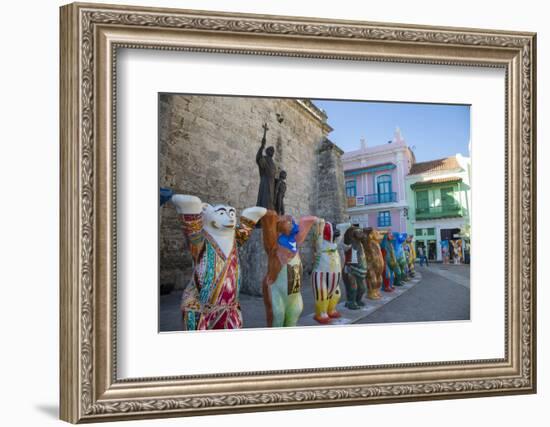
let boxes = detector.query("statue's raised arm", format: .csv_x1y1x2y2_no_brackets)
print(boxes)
256,123,269,165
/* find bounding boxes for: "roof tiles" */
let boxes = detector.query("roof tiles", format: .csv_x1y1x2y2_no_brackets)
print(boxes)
410,177,462,188
408,156,461,175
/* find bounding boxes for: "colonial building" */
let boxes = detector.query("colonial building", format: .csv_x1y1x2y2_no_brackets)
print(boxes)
342,129,415,232
405,154,471,262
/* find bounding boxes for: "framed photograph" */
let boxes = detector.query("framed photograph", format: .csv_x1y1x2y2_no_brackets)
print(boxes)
60,2,537,423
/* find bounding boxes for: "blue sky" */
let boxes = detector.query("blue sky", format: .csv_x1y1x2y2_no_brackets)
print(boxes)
312,100,470,162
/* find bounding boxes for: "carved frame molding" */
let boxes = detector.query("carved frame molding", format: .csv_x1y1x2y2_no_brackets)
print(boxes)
60,2,536,423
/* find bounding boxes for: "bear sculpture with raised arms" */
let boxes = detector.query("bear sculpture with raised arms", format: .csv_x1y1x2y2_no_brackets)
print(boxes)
170,194,266,330
261,210,317,327
310,219,350,324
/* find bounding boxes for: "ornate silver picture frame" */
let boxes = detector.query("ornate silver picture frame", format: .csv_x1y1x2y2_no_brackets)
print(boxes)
60,2,536,423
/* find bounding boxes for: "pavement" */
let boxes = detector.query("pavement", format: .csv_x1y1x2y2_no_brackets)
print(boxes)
297,273,422,327
426,263,470,289
358,263,470,324
159,263,470,331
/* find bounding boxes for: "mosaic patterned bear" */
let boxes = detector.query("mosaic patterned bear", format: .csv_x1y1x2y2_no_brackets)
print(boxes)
393,232,409,283
171,194,266,330
380,231,401,291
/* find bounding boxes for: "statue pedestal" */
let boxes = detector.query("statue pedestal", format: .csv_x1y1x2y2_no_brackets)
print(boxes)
240,228,268,296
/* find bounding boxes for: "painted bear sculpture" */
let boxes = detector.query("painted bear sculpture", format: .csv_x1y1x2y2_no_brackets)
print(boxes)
380,231,402,291
342,226,368,310
261,210,317,327
450,239,463,264
361,227,384,300
170,194,266,330
310,219,349,324
403,235,416,277
392,232,409,283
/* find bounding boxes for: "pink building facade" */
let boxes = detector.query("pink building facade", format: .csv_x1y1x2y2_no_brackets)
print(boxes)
342,129,415,233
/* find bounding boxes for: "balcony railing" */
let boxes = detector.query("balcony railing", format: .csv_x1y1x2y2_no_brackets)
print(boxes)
364,192,397,205
347,192,397,208
416,204,462,220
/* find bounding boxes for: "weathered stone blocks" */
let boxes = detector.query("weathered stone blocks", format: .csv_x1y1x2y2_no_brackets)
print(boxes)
159,95,346,295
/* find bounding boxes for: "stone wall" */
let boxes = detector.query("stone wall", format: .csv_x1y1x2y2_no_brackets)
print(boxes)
316,139,348,226
159,94,344,294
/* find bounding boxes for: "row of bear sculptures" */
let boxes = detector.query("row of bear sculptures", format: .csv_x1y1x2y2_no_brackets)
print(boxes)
167,194,416,330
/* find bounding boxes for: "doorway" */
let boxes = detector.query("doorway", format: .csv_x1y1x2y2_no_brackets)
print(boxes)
428,240,437,260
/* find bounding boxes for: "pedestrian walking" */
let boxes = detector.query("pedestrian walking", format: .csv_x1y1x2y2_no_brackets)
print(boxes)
418,246,429,267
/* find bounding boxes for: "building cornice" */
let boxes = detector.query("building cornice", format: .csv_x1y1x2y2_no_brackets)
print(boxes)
291,99,333,134
344,163,396,177
319,138,344,155
406,169,467,182
343,143,409,163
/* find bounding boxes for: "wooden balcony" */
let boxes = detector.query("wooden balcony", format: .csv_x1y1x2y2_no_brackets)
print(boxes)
415,204,462,220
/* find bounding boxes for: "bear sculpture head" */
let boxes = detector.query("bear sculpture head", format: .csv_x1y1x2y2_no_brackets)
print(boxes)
392,232,408,245
323,221,341,243
363,227,383,244
344,225,364,246
202,203,237,239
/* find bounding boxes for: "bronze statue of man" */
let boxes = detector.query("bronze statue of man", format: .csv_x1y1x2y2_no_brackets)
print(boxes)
256,123,277,210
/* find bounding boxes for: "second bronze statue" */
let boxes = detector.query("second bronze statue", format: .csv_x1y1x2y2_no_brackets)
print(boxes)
255,123,286,215
274,170,287,215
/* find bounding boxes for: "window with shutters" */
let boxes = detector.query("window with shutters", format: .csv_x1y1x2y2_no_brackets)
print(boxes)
345,180,356,197
377,211,391,227
416,190,429,212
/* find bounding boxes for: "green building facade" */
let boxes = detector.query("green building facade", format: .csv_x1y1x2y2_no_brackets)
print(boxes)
405,155,471,263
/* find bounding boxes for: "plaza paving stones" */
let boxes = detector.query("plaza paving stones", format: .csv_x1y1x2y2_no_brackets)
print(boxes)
358,264,470,324
427,264,470,289
160,273,422,331
297,273,422,327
